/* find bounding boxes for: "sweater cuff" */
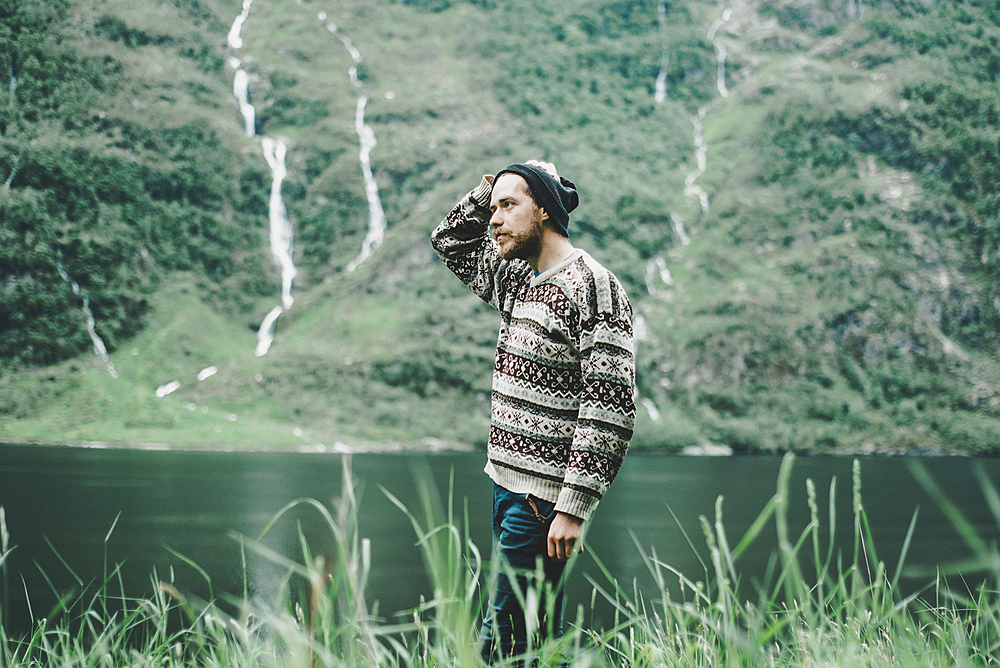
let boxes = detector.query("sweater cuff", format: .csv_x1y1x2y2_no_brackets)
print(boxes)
470,175,493,211
555,487,599,522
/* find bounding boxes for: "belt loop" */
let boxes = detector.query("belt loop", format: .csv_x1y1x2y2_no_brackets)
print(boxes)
525,494,546,523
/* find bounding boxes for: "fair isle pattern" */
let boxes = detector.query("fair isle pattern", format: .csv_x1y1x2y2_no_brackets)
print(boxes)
431,177,636,521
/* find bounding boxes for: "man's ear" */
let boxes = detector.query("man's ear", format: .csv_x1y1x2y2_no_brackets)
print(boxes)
538,206,549,221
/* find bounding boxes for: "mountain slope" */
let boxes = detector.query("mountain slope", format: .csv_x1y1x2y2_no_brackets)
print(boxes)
2,0,999,454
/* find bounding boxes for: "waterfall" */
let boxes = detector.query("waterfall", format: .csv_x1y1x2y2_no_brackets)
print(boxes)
645,256,675,298
670,7,734,235
4,69,17,184
253,137,297,358
227,0,254,50
346,95,387,272
4,154,17,188
228,0,256,138
683,108,709,215
708,8,732,98
675,5,735,226
316,12,388,271
261,137,297,310
654,0,669,103
57,263,118,378
640,398,662,422
671,215,691,245
654,67,668,105
714,43,729,97
233,67,255,137
255,306,283,357
228,1,300,357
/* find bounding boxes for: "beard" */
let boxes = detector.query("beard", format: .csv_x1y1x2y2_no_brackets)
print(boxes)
497,210,544,262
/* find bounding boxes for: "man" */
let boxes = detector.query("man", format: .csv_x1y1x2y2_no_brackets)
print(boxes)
430,160,636,662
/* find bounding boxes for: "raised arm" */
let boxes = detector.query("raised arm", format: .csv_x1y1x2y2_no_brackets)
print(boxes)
430,175,529,310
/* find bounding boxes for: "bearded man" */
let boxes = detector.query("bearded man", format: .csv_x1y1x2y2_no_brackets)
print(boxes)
430,160,636,663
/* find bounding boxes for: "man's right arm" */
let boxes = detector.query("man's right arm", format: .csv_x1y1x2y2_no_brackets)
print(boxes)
431,175,522,310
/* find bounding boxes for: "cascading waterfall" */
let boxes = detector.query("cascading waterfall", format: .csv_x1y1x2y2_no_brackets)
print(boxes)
654,60,668,105
261,137,297,311
228,0,256,138
644,256,674,298
677,5,734,220
668,5,733,232
654,0,669,104
6,71,17,188
227,0,254,50
683,108,710,214
227,0,300,357
232,66,255,137
4,154,17,188
714,43,729,97
254,305,284,357
346,94,387,272
640,398,661,422
644,4,738,422
708,9,732,98
312,8,387,271
57,263,118,378
253,137,297,356
670,214,691,245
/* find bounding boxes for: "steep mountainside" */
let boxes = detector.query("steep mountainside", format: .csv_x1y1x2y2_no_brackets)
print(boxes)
1,0,999,453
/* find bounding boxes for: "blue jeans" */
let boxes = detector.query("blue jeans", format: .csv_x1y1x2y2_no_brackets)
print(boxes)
480,484,567,664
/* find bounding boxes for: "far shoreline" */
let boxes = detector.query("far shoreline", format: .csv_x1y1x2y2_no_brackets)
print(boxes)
0,437,982,458
0,436,475,455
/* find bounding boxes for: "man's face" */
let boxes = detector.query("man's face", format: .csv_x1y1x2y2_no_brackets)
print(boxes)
489,174,547,263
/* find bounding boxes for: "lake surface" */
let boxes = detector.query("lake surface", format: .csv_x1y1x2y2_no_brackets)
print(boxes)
1,444,999,635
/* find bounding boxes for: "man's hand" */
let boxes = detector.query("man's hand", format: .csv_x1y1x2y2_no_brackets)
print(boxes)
526,160,559,181
547,512,584,561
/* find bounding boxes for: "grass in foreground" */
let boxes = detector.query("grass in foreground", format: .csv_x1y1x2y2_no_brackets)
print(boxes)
2,453,999,667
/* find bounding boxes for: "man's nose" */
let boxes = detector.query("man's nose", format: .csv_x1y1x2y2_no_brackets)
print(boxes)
489,211,502,227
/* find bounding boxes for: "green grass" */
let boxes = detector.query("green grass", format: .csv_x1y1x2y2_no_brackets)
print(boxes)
3,454,1000,667
0,277,303,447
0,273,492,449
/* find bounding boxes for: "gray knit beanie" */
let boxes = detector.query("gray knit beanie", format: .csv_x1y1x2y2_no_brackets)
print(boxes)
494,163,579,238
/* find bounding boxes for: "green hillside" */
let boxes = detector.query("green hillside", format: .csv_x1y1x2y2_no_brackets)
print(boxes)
1,0,999,454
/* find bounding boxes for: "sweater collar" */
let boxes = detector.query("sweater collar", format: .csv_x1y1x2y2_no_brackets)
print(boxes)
530,249,582,286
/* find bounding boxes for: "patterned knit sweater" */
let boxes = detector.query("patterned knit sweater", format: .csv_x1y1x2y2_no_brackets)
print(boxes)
431,176,636,521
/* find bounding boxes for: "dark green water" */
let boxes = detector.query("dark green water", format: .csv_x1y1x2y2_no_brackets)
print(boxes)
1,444,998,635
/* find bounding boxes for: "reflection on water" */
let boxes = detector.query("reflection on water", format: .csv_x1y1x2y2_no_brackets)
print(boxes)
1,444,998,635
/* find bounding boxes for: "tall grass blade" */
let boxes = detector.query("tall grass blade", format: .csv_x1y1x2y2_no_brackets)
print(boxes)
890,507,919,591
257,497,340,544
907,459,988,556
41,537,82,589
731,495,775,560
972,462,1000,529
665,504,709,577
163,546,213,603
825,476,837,583
774,452,808,609
1,506,8,639
714,496,738,590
